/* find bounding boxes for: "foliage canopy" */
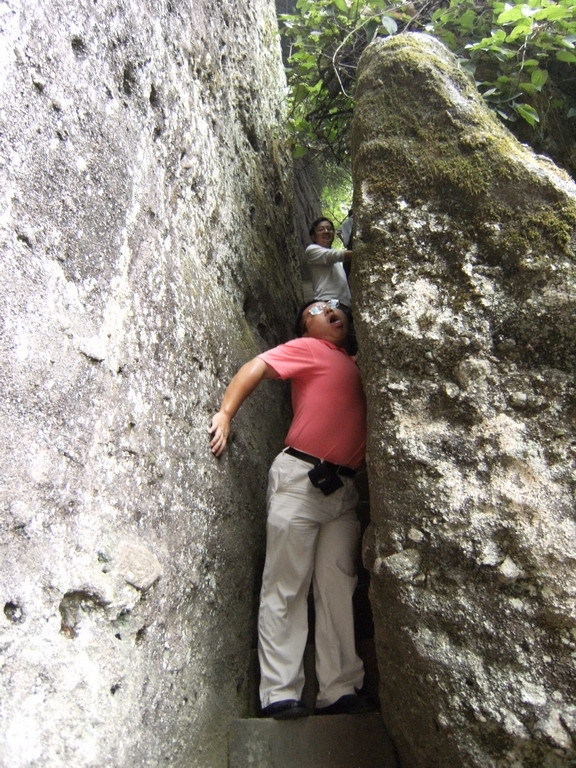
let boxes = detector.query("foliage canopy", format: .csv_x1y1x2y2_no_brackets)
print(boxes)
279,0,576,172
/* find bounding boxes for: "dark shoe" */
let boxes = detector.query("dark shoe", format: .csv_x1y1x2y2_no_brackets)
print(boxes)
316,693,379,715
261,699,310,720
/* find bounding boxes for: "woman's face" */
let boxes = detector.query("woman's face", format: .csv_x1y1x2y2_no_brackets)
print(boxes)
312,220,335,248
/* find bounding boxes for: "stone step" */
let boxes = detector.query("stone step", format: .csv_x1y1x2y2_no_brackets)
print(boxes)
228,712,398,768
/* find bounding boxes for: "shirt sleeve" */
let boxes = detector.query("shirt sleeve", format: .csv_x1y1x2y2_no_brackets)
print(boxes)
305,243,346,266
257,338,317,380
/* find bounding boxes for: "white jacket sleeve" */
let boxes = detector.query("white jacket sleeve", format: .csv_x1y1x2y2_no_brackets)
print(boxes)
305,243,346,265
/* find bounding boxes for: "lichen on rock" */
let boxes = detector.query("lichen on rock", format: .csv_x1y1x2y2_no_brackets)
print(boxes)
352,32,576,768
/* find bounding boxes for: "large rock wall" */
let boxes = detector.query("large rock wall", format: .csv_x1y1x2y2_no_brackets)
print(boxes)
352,33,576,768
0,2,301,766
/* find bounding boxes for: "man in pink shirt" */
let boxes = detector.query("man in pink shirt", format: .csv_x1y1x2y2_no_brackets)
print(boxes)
209,299,376,719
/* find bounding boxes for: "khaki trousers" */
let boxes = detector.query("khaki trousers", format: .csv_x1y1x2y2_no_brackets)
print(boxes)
258,451,364,709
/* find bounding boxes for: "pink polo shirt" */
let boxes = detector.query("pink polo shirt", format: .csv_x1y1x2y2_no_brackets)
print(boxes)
258,337,366,469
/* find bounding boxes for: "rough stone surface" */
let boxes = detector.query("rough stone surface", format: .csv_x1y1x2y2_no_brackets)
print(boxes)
352,33,576,768
290,157,324,302
0,2,301,766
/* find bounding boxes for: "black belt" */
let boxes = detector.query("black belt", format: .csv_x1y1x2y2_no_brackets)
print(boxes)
285,447,357,478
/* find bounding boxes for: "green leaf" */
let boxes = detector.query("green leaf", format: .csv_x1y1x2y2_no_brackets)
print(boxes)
332,0,351,12
557,49,576,62
380,15,398,35
466,29,506,51
438,29,458,48
515,103,540,126
497,5,529,24
506,18,533,42
292,83,310,105
530,68,548,89
459,9,477,30
534,4,571,20
290,51,316,64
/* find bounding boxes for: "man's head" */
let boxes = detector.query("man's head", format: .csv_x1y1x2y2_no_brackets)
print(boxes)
309,217,335,249
294,299,349,348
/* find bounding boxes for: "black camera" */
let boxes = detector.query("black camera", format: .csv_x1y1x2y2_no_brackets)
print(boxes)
308,462,344,496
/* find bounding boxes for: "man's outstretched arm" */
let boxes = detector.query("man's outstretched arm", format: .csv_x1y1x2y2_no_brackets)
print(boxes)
209,357,278,457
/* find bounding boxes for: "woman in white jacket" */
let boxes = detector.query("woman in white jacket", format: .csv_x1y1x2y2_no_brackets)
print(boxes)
305,217,353,310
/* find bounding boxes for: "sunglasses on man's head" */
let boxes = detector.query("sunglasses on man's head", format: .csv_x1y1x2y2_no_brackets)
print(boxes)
308,299,339,316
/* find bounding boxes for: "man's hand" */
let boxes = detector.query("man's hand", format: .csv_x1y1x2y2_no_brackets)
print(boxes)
208,411,231,457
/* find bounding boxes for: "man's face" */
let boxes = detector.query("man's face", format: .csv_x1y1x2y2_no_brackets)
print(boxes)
312,220,335,248
302,301,348,347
